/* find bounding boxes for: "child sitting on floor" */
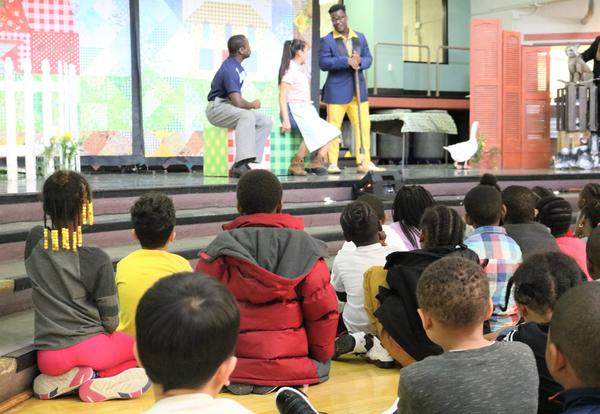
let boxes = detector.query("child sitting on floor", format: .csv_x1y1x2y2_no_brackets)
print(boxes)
137,272,254,414
464,184,522,331
195,170,338,395
502,185,559,257
586,227,600,280
27,170,149,402
397,256,539,413
332,200,398,367
339,193,408,252
537,196,590,279
546,283,600,413
116,192,191,337
498,252,584,414
388,186,435,251
368,205,478,367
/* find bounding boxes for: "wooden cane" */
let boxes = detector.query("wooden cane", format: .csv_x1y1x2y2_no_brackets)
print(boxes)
354,66,369,172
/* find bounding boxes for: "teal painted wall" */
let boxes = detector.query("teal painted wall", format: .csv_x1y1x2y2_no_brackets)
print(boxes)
323,0,470,93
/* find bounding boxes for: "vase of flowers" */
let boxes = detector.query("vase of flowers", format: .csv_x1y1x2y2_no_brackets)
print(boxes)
38,133,80,176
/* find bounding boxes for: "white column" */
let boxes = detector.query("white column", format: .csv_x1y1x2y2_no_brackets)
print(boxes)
4,58,17,182
23,59,36,181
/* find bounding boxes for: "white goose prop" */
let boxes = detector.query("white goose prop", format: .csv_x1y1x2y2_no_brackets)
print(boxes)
443,121,479,170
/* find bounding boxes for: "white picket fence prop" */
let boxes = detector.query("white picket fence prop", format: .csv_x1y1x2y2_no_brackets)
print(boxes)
0,57,80,183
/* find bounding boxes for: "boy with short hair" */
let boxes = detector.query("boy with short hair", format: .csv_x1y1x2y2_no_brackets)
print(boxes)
546,282,600,413
137,272,254,414
586,227,600,280
397,257,539,414
332,200,398,367
463,185,522,330
502,185,559,257
195,170,338,394
116,192,192,337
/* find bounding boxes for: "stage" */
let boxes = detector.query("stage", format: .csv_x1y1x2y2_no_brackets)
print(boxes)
2,165,600,202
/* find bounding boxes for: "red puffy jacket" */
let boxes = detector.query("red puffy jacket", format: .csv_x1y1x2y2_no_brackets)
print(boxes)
195,213,338,386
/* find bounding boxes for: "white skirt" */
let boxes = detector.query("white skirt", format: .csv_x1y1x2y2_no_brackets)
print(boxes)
289,102,341,153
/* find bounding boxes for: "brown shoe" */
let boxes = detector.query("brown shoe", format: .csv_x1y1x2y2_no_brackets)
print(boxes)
306,155,327,176
288,158,307,176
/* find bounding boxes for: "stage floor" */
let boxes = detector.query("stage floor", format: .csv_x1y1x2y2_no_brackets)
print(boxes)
2,165,600,197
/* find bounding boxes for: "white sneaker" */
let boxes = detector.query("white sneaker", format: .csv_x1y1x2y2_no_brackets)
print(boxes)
34,366,94,399
78,368,151,402
357,161,386,173
365,336,396,369
327,164,341,174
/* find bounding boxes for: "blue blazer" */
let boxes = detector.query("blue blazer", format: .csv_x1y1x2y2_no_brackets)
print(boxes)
319,31,372,104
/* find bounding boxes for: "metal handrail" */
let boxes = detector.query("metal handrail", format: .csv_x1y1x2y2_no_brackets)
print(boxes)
435,45,469,96
373,42,431,96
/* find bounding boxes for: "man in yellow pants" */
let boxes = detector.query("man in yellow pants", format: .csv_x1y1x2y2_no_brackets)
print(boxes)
319,4,384,174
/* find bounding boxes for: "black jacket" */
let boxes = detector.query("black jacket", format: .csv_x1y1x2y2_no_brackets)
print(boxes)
374,245,480,362
581,36,600,80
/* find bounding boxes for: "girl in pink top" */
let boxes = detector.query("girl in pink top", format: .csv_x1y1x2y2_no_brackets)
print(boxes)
278,39,340,176
537,196,591,280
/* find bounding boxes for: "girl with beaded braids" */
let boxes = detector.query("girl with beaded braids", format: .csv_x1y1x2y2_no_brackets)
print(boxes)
575,199,600,238
497,252,584,414
25,170,150,402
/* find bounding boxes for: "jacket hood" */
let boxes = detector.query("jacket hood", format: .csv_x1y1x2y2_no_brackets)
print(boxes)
384,245,480,270
205,213,328,280
223,213,304,231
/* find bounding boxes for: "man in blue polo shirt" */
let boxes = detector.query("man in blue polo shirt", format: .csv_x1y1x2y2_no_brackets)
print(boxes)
206,35,273,178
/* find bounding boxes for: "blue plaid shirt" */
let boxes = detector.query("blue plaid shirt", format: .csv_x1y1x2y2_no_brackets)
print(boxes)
464,226,522,331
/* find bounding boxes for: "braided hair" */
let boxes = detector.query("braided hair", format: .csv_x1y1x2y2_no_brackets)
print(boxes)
392,185,435,248
537,196,572,237
43,170,91,227
501,252,584,313
581,199,600,229
579,183,600,209
340,200,379,245
420,205,465,248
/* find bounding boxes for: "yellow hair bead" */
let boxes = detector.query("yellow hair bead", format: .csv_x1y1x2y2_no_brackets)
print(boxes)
51,229,59,251
43,228,49,250
72,230,78,251
62,228,70,250
87,202,94,226
81,202,87,225
77,225,83,247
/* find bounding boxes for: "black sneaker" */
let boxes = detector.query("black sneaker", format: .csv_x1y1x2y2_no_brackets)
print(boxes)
333,333,356,358
230,162,251,178
275,387,319,414
252,385,278,395
226,383,253,395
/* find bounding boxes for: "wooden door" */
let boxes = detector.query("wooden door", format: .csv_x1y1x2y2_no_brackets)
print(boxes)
521,46,552,169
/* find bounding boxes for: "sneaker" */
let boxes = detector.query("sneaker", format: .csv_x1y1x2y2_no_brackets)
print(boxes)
78,368,151,403
327,164,341,174
305,155,327,176
365,335,396,369
288,158,307,176
226,383,254,395
230,162,252,178
334,332,368,358
33,366,94,400
357,161,386,174
252,385,278,395
275,387,319,414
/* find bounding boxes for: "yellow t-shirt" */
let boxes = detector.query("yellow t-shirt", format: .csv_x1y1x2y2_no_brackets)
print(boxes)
116,249,192,337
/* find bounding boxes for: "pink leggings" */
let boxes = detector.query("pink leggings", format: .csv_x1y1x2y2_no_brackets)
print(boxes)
37,332,137,378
